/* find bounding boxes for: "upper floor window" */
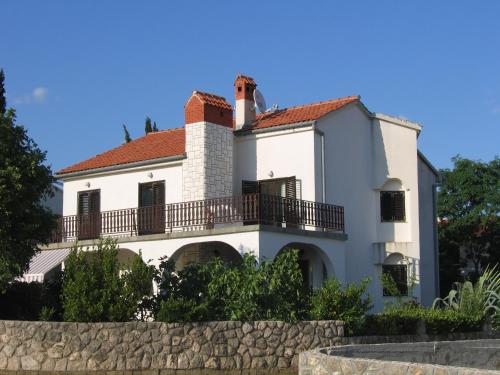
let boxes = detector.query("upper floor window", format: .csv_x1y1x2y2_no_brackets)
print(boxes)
380,191,405,222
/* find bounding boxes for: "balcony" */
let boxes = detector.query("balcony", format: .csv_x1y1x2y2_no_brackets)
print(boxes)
50,194,345,243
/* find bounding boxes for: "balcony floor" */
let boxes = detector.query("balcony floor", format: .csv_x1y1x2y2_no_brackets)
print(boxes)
42,223,348,250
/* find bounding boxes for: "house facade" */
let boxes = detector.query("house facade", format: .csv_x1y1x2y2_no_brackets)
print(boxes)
41,74,439,310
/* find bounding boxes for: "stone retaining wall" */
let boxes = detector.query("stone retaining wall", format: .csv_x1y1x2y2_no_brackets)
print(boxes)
0,320,344,372
300,339,500,375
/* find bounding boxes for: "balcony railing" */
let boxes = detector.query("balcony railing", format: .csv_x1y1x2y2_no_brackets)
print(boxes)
50,194,345,243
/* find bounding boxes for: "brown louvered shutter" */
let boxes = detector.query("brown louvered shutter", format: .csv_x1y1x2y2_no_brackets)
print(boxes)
393,191,405,221
380,192,392,221
285,177,296,199
242,180,259,195
153,181,165,205
89,191,100,214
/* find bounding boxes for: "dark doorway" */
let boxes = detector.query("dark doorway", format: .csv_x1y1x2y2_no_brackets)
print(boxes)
138,181,165,235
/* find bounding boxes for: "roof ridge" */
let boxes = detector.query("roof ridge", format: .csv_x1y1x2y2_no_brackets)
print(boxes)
193,90,228,101
280,95,359,112
146,126,184,135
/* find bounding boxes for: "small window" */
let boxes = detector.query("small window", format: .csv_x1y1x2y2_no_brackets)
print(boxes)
238,86,242,92
382,264,408,296
220,111,224,117
380,191,405,222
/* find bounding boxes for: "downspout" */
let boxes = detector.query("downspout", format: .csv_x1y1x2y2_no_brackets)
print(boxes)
314,123,326,203
432,183,440,298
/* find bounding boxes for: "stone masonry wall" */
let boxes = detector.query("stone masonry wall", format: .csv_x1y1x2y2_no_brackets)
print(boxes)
0,320,344,372
183,122,233,202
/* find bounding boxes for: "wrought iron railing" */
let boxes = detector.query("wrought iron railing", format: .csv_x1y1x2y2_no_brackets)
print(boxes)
50,194,345,243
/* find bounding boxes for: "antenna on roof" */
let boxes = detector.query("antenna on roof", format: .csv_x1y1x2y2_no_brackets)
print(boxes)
253,89,267,114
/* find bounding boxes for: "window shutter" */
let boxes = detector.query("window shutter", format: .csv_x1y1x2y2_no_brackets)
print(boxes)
380,192,392,221
242,180,259,195
393,192,405,221
153,182,165,205
285,177,296,199
89,191,100,213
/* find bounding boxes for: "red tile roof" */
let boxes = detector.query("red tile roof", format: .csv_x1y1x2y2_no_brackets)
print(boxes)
57,128,185,175
245,95,359,130
190,91,232,110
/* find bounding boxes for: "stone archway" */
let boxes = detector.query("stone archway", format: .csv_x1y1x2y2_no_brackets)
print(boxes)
170,241,243,271
277,242,334,289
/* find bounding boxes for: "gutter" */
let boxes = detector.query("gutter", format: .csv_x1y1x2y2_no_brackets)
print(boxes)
234,120,315,136
55,154,187,179
313,123,326,203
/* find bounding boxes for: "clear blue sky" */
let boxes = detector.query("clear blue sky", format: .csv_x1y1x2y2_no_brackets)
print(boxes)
1,1,499,173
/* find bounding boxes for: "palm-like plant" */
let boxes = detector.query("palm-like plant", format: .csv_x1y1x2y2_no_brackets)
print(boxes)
432,265,500,318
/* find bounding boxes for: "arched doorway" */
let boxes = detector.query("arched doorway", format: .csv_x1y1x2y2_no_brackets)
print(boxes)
170,241,243,271
277,242,334,289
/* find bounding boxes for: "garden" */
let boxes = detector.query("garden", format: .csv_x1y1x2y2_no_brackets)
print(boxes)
1,237,498,338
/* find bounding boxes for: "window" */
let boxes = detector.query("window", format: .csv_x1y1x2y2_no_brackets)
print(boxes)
382,264,408,296
380,191,405,222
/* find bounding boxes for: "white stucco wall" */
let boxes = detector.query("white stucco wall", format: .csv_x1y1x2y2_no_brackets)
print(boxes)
61,161,183,216
418,156,439,306
316,104,422,310
233,127,316,200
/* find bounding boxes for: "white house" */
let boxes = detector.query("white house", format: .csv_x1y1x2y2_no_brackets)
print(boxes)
36,74,439,310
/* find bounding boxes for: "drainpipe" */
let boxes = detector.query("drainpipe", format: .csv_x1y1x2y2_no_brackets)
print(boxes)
314,123,326,203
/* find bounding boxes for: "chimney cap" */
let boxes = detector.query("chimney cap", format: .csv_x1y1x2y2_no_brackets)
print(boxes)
234,74,257,87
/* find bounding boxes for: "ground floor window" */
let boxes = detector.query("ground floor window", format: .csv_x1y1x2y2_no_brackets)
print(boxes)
382,264,408,296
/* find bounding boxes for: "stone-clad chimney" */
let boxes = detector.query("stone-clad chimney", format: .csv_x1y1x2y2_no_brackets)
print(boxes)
234,74,257,130
183,91,234,201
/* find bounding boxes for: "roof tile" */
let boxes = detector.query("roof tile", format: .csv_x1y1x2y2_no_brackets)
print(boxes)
57,127,185,175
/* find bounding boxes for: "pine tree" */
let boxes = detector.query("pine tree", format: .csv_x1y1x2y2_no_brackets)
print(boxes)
0,69,6,115
123,124,132,143
152,121,158,132
145,117,153,134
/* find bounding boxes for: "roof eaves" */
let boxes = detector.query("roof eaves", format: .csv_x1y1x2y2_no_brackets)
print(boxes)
371,112,422,133
234,120,316,136
55,153,186,180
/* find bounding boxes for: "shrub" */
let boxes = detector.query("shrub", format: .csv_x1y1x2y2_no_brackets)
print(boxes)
361,304,483,336
0,275,63,321
62,238,155,322
154,249,309,322
310,277,371,335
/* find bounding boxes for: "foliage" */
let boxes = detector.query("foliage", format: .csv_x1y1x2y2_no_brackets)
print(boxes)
62,238,155,322
438,156,500,289
145,116,153,134
433,265,500,319
0,107,55,291
152,121,158,132
122,124,131,143
380,270,417,310
362,302,483,336
155,249,310,323
0,275,63,321
0,69,6,115
310,277,371,335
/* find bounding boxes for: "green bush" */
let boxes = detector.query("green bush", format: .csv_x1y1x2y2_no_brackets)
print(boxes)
155,249,309,322
361,304,483,336
62,238,155,322
0,275,63,321
310,277,371,335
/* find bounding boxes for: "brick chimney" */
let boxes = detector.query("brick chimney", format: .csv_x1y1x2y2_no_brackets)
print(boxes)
234,74,257,130
185,90,233,127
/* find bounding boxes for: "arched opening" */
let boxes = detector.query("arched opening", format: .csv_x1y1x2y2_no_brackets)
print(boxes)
277,242,334,289
116,248,140,267
170,241,243,271
382,252,408,296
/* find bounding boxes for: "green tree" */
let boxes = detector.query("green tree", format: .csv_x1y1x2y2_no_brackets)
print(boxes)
438,156,500,291
62,238,155,322
0,108,55,292
152,121,158,132
0,69,6,115
122,124,132,143
145,116,153,134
